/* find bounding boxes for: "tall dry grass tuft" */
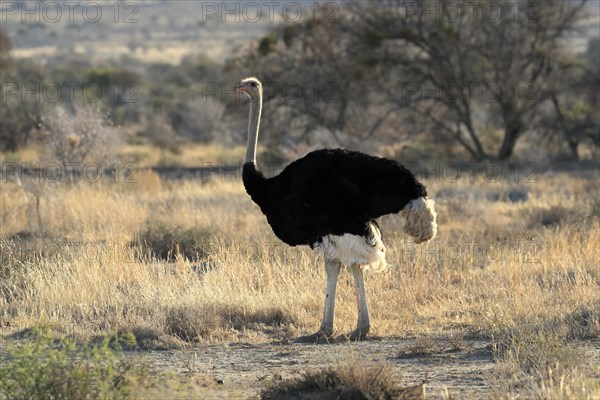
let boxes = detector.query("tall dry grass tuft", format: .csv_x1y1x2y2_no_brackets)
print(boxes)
261,362,424,400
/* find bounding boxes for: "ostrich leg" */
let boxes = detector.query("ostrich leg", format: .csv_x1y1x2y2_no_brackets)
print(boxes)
320,260,341,335
296,260,341,342
349,264,370,340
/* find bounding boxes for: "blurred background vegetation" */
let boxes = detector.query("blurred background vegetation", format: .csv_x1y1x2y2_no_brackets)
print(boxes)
0,0,598,165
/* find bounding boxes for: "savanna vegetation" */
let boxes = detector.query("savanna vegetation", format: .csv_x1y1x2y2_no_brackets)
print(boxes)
1,0,599,398
1,157,598,397
1,1,598,161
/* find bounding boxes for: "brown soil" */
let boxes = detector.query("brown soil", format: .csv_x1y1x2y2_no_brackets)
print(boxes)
135,337,497,399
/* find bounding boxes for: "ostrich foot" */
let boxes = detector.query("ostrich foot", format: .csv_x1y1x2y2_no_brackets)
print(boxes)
295,329,335,344
348,327,370,341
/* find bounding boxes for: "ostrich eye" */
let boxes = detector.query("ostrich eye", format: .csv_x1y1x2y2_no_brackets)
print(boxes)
250,82,256,87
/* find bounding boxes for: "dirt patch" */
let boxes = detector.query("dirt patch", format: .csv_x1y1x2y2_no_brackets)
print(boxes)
130,338,496,399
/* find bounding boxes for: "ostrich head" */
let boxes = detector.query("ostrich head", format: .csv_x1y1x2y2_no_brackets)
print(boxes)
237,77,263,102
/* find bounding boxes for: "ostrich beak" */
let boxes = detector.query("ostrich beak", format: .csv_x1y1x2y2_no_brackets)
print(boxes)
237,83,252,101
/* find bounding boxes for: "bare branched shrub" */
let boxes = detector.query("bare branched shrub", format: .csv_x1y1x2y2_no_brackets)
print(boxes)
41,104,120,165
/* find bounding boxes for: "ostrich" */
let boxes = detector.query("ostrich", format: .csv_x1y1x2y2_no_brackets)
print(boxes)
237,77,437,342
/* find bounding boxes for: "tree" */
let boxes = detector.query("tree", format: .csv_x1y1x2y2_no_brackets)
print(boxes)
238,19,394,152
547,36,600,158
0,50,47,151
348,0,587,160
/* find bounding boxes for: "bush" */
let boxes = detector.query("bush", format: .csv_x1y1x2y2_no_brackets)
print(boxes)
0,96,44,152
41,104,120,165
140,112,183,154
178,97,225,143
0,328,150,400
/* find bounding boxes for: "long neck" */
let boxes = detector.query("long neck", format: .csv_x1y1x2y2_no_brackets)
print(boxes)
245,94,262,164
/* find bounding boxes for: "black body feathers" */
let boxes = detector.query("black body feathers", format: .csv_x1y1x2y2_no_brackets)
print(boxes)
243,148,427,247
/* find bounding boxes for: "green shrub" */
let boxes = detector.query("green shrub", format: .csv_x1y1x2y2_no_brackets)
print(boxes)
0,328,150,400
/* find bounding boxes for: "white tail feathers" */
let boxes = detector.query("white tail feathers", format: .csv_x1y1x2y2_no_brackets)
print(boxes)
316,223,387,272
400,197,437,244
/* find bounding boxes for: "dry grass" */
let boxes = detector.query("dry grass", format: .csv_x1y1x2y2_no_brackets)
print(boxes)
0,142,246,168
398,335,439,358
1,146,599,397
261,362,425,400
117,142,247,167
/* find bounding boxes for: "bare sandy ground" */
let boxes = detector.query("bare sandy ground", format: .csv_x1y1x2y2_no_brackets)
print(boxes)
135,337,497,399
